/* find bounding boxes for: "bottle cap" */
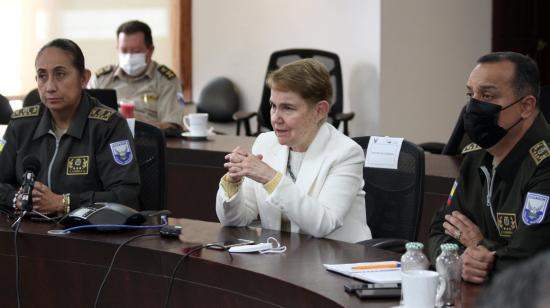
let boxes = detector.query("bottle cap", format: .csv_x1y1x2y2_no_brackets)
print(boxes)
440,243,459,251
405,242,424,250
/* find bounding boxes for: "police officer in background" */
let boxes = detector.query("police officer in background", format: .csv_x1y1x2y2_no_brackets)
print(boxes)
429,52,550,284
88,20,193,130
0,38,140,214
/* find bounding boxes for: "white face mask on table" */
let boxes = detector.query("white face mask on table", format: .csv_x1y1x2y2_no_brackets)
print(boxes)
118,53,147,76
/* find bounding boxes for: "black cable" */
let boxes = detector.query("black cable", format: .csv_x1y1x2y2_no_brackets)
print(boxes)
163,244,233,308
14,215,22,308
93,233,159,308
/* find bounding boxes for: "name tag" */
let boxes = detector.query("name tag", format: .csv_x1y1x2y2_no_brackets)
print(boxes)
67,156,89,175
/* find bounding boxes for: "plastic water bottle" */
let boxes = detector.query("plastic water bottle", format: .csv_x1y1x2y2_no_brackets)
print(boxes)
436,243,461,307
401,242,430,272
400,242,430,305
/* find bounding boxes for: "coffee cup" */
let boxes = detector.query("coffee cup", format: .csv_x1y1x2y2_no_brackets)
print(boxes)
402,270,446,308
119,101,135,119
183,113,209,136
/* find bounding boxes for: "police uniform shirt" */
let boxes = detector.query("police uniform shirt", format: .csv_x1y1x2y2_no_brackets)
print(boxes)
0,93,140,210
89,60,194,125
428,113,550,274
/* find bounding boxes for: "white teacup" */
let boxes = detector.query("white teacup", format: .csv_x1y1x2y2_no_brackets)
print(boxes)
402,270,445,308
183,113,209,136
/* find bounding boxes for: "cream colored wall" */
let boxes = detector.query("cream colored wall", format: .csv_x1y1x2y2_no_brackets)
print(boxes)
380,0,492,143
193,0,381,135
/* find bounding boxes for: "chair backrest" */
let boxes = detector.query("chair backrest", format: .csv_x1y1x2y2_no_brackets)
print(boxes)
441,104,470,155
257,49,344,131
86,89,118,110
197,77,240,122
0,93,12,124
353,136,425,241
134,121,166,211
23,88,41,107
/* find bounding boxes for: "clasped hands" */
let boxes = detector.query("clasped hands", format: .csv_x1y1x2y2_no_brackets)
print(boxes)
443,210,495,284
224,146,276,184
14,181,63,214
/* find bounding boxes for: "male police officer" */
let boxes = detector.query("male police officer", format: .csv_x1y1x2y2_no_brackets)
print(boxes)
89,20,193,129
428,52,550,284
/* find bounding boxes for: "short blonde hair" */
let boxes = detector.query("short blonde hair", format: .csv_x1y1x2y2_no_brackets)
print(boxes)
266,58,332,106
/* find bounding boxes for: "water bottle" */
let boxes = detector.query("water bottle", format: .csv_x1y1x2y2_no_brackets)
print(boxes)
436,243,461,307
401,242,430,272
400,242,430,305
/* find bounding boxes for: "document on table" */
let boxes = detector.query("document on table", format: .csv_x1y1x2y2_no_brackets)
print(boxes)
323,261,402,283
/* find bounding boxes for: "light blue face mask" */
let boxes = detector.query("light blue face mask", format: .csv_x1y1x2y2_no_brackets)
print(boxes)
227,237,287,254
118,53,147,76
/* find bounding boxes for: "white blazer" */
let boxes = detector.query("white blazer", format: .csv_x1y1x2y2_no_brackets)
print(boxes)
216,123,372,243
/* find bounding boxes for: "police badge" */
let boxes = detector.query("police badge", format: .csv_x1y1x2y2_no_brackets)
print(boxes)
522,192,549,225
110,140,133,165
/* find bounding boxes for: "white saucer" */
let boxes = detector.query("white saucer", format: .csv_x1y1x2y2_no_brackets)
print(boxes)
181,131,215,140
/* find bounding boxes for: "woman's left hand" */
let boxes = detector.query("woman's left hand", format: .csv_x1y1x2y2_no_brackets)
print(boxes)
224,149,277,184
31,181,63,214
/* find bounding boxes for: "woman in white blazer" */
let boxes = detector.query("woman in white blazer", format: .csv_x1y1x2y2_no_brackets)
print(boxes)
216,59,371,243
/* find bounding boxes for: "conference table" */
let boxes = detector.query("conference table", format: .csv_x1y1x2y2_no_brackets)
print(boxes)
166,135,461,244
0,215,481,307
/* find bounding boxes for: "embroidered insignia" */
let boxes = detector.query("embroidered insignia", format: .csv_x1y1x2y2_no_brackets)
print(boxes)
461,143,482,154
158,65,176,80
529,141,550,166
447,180,458,206
88,107,114,121
95,65,113,77
177,91,185,105
0,138,5,152
110,140,133,165
496,213,517,237
522,192,549,225
11,106,40,119
67,156,89,175
143,94,158,103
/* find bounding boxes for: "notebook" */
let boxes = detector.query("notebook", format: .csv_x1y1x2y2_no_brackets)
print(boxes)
323,261,402,284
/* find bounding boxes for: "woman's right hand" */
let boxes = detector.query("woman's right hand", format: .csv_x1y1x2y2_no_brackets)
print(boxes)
224,146,249,182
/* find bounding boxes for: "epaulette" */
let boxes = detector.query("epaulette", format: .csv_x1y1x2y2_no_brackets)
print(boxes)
529,140,550,165
11,105,40,119
88,106,115,121
95,65,113,77
461,142,482,154
157,65,176,80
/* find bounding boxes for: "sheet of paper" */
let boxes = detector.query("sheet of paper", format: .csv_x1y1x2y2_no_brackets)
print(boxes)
324,261,402,283
365,136,404,169
353,270,402,283
0,125,7,138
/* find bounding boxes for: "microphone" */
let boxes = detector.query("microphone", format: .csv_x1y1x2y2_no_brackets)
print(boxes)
20,155,41,212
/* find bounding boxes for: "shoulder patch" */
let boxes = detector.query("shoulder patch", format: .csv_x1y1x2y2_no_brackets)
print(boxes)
11,105,40,119
529,141,550,165
95,65,113,77
461,142,482,154
157,65,176,80
88,106,115,121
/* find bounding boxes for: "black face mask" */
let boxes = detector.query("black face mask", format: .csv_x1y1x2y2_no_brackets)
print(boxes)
462,97,523,149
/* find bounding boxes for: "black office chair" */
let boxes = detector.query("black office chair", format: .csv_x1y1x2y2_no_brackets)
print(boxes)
23,88,40,107
419,104,470,155
0,93,12,124
197,76,240,130
134,121,166,211
86,89,118,110
233,49,354,136
353,136,425,253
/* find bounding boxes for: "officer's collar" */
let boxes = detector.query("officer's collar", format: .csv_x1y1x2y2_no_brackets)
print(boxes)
114,61,155,81
33,92,92,140
491,113,550,182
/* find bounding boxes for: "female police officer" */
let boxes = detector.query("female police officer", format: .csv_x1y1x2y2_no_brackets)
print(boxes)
0,38,140,214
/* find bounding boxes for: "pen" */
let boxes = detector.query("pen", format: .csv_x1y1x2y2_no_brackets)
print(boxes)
351,263,401,270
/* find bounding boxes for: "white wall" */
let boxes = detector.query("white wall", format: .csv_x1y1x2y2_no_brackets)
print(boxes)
380,0,492,143
193,0,380,135
193,0,492,141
